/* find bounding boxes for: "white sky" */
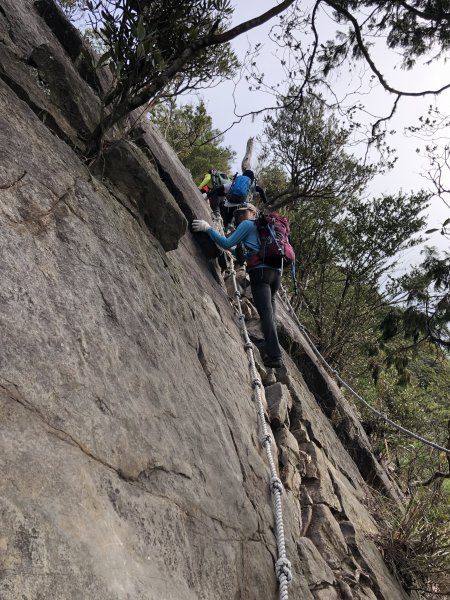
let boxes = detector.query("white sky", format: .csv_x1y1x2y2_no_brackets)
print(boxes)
185,1,450,267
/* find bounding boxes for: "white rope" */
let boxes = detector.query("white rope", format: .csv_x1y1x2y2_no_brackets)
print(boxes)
229,266,292,599
279,285,450,457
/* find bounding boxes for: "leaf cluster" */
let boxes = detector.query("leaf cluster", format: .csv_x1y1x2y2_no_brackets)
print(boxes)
261,93,376,208
285,188,427,369
56,0,88,19
321,1,450,71
382,247,450,350
89,0,238,102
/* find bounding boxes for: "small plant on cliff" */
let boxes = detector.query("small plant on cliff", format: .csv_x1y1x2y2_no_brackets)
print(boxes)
373,486,450,598
74,0,297,151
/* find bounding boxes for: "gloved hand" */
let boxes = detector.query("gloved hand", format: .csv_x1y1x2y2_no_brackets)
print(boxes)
192,219,211,233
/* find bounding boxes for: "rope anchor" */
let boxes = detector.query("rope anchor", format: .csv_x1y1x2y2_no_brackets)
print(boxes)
260,433,272,447
270,476,284,494
275,557,293,583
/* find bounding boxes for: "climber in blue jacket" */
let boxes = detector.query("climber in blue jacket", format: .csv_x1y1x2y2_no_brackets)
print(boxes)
192,204,283,369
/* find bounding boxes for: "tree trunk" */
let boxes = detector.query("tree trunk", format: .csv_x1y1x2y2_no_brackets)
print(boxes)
241,137,254,172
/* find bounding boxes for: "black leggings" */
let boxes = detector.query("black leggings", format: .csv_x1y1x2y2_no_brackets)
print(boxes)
249,268,282,361
221,205,238,228
209,194,223,215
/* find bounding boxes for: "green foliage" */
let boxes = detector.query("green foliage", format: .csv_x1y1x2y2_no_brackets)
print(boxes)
287,186,425,365
79,0,239,142
56,0,86,18
350,347,450,468
320,1,450,71
262,92,429,369
261,93,377,208
340,191,428,276
351,344,450,595
256,162,290,203
382,247,450,350
150,99,235,183
57,1,450,155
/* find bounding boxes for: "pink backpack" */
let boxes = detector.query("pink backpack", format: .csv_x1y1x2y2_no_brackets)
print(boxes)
247,213,295,268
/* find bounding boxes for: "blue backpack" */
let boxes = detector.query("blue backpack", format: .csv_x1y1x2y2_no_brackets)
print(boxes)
227,175,252,205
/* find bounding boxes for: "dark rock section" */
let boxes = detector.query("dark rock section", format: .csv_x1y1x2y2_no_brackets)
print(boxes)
29,42,101,137
130,124,202,221
34,0,102,91
34,0,83,60
131,123,222,260
0,0,101,150
0,42,78,146
93,139,187,251
34,0,110,95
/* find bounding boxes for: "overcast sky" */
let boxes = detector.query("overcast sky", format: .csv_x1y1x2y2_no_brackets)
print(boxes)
185,1,450,267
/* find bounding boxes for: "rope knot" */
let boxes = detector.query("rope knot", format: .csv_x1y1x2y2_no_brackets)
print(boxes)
260,433,271,447
275,557,292,583
252,378,262,389
270,476,284,494
244,342,253,350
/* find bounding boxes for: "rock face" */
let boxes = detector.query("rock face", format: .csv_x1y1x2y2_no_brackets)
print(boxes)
0,2,412,599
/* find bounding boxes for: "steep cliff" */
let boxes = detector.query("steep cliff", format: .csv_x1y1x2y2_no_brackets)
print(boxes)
0,2,413,599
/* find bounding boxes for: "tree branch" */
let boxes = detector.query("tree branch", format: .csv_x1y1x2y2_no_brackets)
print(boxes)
209,0,298,45
394,0,450,21
96,0,298,143
412,471,450,487
324,0,450,98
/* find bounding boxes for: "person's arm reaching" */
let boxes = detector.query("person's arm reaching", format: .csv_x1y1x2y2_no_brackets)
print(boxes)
192,219,254,249
198,173,212,190
255,185,267,204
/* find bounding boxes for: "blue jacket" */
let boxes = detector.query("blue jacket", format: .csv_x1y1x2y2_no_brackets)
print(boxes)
207,220,279,271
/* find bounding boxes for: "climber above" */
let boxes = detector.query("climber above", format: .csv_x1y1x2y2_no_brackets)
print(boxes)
220,170,268,229
192,204,283,369
197,168,214,195
198,168,231,217
206,174,232,218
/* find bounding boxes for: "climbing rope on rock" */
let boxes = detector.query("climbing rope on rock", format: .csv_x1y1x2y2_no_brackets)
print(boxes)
279,285,450,458
229,264,293,600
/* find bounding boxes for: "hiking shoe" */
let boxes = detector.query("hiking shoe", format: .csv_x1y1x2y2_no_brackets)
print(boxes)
263,358,283,369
